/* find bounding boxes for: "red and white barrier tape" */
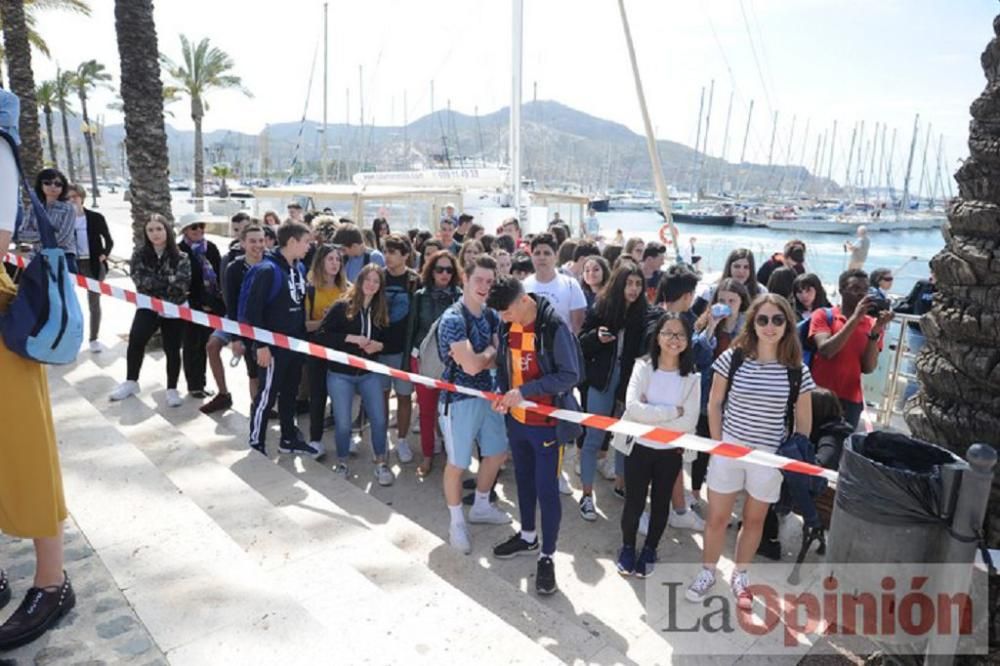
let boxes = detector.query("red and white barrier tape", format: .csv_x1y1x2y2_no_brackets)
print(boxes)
4,252,839,483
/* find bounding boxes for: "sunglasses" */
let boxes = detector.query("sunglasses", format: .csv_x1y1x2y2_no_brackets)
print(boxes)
42,180,64,187
187,223,206,230
433,265,455,274
755,314,787,327
881,276,894,282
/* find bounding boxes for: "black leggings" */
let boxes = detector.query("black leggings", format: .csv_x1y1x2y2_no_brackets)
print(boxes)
307,355,329,442
182,322,212,392
126,309,184,389
692,414,711,491
621,445,683,550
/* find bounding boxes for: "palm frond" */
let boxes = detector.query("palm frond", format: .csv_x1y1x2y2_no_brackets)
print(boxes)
26,0,92,16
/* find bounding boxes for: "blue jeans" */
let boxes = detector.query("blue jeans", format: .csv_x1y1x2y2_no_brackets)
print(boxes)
327,371,387,460
581,363,620,487
507,418,562,556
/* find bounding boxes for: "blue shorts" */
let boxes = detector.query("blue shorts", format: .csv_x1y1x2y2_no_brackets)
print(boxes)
439,397,508,469
211,330,234,344
376,352,413,396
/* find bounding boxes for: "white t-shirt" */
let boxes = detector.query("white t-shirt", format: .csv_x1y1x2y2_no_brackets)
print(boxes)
74,214,89,258
523,272,586,328
637,369,683,449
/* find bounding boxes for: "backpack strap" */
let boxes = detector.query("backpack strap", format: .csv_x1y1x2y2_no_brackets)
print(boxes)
362,250,371,267
785,365,803,435
722,347,745,410
1,130,56,249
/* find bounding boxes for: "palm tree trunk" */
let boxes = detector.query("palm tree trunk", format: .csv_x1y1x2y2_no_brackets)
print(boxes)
43,105,57,168
0,0,43,179
193,96,204,205
58,99,75,180
78,92,101,206
114,0,173,245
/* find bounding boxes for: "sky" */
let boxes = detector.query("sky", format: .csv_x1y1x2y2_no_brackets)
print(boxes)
28,0,998,185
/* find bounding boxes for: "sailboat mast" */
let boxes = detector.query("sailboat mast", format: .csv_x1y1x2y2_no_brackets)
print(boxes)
402,90,408,168
511,0,523,221
825,119,837,192
739,99,754,164
776,115,795,194
844,122,857,195
901,113,920,212
697,79,715,197
916,122,932,203
321,2,328,182
867,122,879,194
875,124,886,206
718,90,734,192
691,86,705,200
885,127,897,201
854,120,865,190
616,0,680,262
764,110,778,194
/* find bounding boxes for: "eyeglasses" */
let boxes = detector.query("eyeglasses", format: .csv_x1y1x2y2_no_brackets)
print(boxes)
433,265,454,274
41,180,63,187
755,314,787,327
658,331,685,340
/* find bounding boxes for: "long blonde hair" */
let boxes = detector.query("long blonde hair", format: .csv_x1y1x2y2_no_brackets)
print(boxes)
341,264,388,327
731,293,802,367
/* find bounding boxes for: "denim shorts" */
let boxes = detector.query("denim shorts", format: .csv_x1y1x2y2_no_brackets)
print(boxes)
211,330,234,344
376,352,414,396
438,397,508,469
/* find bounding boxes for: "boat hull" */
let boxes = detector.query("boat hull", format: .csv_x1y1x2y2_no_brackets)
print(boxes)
659,210,736,226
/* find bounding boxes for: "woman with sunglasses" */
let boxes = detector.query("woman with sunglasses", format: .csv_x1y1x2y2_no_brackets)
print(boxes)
686,294,814,610
13,168,78,270
304,244,349,452
110,214,192,406
868,268,894,300
316,264,393,484
405,250,463,476
616,312,700,578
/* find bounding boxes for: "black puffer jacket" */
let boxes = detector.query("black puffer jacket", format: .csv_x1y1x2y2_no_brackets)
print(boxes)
130,247,191,304
578,300,648,399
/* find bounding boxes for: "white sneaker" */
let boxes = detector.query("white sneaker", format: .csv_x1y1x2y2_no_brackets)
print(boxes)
468,503,512,525
669,508,706,531
558,473,573,496
165,388,183,408
374,463,395,486
307,440,327,461
449,522,472,554
110,380,139,401
685,568,717,603
89,340,102,353
599,454,617,481
730,570,753,610
350,433,361,454
638,510,650,536
396,439,414,464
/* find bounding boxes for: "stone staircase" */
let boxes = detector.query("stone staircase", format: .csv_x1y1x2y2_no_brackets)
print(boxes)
19,284,816,665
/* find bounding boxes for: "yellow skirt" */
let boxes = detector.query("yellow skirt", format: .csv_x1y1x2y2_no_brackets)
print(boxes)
0,269,67,538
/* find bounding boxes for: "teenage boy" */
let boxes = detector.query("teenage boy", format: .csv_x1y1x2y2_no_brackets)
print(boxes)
453,213,474,244
438,217,461,255
332,222,385,282
438,255,512,554
219,212,251,287
380,234,422,463
242,222,321,458
641,241,667,303
201,224,266,414
810,268,894,430
487,276,583,596
522,233,586,333
561,241,600,280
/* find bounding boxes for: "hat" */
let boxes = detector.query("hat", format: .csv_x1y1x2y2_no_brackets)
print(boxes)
287,201,303,209
178,212,203,232
444,202,456,209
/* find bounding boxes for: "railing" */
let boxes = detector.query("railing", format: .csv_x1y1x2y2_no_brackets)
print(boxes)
863,312,923,429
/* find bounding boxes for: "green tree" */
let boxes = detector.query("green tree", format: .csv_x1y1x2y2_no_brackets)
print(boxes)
114,0,172,243
161,35,251,203
72,58,110,206
35,78,57,166
53,67,75,180
0,0,90,87
0,0,42,177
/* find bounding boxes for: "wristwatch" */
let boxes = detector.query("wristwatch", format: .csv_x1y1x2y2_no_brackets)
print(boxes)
868,331,880,341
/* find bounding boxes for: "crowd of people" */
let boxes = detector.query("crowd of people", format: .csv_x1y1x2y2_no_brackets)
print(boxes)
3,162,936,646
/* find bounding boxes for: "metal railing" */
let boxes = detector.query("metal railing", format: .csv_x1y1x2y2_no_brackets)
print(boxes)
863,312,923,428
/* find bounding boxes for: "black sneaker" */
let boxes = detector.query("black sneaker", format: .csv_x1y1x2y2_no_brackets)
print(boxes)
612,486,626,501
278,438,325,460
0,572,75,651
462,478,477,490
492,534,539,559
535,556,557,596
249,443,267,456
189,388,214,399
0,570,9,611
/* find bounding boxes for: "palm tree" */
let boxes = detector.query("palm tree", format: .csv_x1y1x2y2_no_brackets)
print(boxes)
35,79,57,166
904,11,1000,645
72,59,110,206
114,0,172,243
0,0,90,87
161,35,251,202
53,67,75,179
0,0,42,178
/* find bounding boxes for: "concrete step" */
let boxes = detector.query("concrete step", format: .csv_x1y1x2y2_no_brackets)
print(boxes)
55,354,569,664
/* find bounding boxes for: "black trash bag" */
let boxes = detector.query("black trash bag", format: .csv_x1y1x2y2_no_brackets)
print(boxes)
835,431,960,526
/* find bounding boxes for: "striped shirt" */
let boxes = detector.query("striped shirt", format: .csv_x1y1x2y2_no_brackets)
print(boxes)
713,348,815,450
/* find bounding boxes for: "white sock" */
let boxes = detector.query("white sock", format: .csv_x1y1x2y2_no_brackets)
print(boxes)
674,506,687,515
539,551,554,560
520,530,537,544
473,490,491,510
448,504,464,526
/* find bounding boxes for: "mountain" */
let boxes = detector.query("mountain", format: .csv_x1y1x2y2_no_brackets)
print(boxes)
49,100,838,195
